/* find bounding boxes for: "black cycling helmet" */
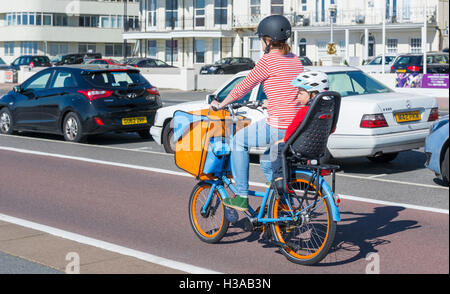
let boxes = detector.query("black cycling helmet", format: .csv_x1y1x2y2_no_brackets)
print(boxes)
256,15,292,42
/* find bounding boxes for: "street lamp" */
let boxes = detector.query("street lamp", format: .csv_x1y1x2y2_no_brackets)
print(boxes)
327,4,337,55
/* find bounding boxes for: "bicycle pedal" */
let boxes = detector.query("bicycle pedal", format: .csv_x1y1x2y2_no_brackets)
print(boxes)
243,217,257,232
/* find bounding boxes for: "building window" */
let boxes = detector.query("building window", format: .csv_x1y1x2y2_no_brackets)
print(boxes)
271,0,284,15
43,14,52,26
147,0,157,27
105,44,123,57
213,39,220,62
301,0,307,11
410,38,421,53
165,40,178,63
250,0,261,18
195,0,206,27
250,37,261,61
79,43,96,54
214,0,228,25
54,14,68,26
148,40,157,58
21,41,38,55
402,0,410,20
195,39,205,63
166,0,178,29
4,42,15,56
49,42,69,56
387,39,398,54
317,40,327,58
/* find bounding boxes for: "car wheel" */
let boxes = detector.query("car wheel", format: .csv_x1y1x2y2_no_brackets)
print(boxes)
162,121,175,154
442,148,449,186
63,112,85,143
137,129,152,139
217,69,225,75
0,108,15,135
367,152,399,163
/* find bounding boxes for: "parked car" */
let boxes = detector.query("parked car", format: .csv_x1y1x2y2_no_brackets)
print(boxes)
123,58,175,68
358,55,397,73
52,53,102,66
0,57,8,70
87,59,127,66
0,65,162,142
425,115,449,186
151,67,438,163
299,56,313,66
390,53,449,73
9,55,52,70
200,58,255,75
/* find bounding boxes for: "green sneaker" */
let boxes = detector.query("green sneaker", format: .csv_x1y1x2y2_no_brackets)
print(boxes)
223,195,249,211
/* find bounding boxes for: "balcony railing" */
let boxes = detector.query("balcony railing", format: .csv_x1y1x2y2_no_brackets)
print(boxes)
233,6,437,29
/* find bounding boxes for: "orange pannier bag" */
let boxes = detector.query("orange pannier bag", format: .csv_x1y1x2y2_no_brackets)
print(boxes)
173,108,250,180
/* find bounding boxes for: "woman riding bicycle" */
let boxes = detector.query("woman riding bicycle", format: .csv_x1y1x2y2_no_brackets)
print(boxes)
210,15,304,211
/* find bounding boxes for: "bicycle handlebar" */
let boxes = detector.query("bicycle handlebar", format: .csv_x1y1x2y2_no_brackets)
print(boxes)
211,100,263,113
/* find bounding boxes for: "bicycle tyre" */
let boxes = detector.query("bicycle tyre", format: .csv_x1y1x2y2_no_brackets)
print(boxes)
269,173,337,265
189,182,230,244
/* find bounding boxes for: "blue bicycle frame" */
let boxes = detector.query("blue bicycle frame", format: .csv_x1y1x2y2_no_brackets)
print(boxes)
201,170,340,224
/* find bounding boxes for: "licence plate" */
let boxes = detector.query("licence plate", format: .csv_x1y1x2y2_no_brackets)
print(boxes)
396,69,406,73
395,111,421,123
122,117,148,125
201,70,208,74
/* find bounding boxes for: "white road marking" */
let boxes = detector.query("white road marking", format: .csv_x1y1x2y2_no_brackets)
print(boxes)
0,213,221,274
1,134,447,190
1,146,448,215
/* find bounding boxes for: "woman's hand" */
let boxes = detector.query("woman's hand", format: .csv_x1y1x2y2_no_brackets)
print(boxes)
262,99,269,110
210,100,222,111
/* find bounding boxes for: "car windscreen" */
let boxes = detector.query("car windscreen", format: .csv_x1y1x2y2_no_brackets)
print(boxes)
33,56,50,64
327,71,393,97
0,58,5,65
395,56,421,66
82,70,148,88
215,58,231,65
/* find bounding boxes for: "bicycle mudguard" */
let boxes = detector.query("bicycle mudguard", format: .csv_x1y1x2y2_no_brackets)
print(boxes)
295,171,341,222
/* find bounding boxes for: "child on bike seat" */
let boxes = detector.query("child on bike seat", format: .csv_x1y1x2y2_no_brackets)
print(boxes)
271,71,330,195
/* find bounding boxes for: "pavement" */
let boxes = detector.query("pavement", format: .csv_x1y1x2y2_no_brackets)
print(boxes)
0,219,186,274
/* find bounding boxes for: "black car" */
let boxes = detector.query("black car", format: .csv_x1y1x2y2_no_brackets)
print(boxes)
0,65,162,142
9,55,52,70
123,58,175,68
200,58,255,74
52,53,102,66
390,53,449,74
299,56,313,66
0,57,8,70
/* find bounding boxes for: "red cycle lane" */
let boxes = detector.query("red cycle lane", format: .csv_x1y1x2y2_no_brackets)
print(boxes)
0,149,448,274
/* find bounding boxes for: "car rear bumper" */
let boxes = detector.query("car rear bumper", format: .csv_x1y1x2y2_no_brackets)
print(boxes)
328,128,429,158
83,109,157,135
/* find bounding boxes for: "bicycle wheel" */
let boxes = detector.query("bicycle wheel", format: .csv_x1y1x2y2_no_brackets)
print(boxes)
269,173,337,265
189,182,230,243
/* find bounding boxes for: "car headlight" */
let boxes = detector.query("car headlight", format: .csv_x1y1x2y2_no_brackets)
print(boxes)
210,66,219,71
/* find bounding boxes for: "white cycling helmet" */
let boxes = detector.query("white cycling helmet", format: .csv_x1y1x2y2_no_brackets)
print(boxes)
291,71,329,93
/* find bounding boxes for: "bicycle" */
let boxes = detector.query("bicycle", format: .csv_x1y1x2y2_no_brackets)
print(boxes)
176,92,342,265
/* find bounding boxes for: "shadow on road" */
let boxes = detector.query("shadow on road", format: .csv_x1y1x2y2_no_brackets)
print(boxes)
220,206,420,267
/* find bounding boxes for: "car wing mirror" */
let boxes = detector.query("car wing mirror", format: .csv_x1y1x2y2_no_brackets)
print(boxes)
13,85,22,93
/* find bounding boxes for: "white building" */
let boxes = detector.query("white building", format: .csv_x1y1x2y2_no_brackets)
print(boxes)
124,0,447,68
0,0,140,63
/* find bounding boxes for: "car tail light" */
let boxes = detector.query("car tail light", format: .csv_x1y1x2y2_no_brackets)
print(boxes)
146,87,160,95
391,66,395,72
360,114,388,128
428,107,439,122
77,90,113,101
94,117,104,126
407,66,420,72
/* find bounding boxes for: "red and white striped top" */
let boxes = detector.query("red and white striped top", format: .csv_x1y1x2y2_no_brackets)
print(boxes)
229,50,304,129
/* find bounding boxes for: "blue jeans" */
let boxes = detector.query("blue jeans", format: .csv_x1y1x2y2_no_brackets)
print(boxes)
230,119,286,197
